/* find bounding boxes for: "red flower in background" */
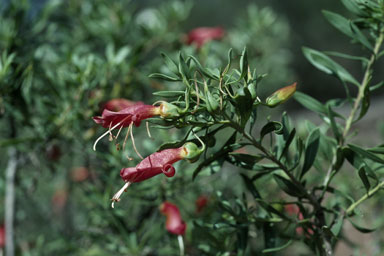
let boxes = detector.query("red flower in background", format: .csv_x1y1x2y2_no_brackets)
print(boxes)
284,204,314,236
186,27,225,48
159,202,186,235
0,224,5,248
195,195,208,213
70,167,90,183
102,98,137,112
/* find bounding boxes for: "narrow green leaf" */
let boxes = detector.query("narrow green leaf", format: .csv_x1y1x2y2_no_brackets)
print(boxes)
279,128,296,160
273,174,304,197
367,146,384,154
302,47,359,86
188,55,219,80
152,91,185,97
227,153,263,170
301,128,320,178
358,166,371,193
327,104,341,141
322,11,355,38
148,73,181,81
262,240,292,253
294,91,327,115
355,86,370,122
350,22,373,50
348,218,377,233
331,215,344,237
341,0,366,16
348,144,384,164
240,174,261,199
235,87,253,127
161,52,179,75
324,51,369,64
239,47,248,80
260,121,283,141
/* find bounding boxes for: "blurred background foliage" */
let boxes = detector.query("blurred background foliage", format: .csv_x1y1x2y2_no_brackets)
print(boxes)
0,0,383,255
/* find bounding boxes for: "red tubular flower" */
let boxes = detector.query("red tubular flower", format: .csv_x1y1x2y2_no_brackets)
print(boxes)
0,224,5,248
92,101,181,151
159,202,186,236
103,98,137,112
93,102,159,128
112,141,204,207
186,27,225,48
195,195,208,213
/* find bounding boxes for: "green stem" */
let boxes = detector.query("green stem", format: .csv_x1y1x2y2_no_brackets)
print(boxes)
346,181,384,216
342,31,384,140
321,31,384,196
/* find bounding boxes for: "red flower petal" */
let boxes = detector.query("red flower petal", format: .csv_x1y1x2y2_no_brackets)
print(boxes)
160,202,186,235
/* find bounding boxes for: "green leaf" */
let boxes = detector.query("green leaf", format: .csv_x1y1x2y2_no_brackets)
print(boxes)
152,90,185,97
302,47,359,86
260,121,283,141
262,240,292,253
324,51,369,64
161,52,179,75
327,104,341,141
227,153,263,170
350,22,373,51
358,166,371,193
148,73,181,81
279,128,296,160
239,47,248,80
294,91,327,115
178,52,189,80
322,11,355,39
235,87,253,127
348,218,377,233
301,128,320,178
341,0,366,16
188,55,219,80
240,174,261,199
331,214,344,237
273,174,304,197
367,146,384,154
355,86,370,122
348,144,384,164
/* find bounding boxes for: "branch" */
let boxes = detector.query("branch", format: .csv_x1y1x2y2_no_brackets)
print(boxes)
5,148,18,256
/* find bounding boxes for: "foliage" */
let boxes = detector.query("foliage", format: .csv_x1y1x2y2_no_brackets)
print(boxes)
1,0,384,255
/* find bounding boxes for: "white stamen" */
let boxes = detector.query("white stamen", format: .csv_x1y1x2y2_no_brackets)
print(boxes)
178,235,185,256
93,116,131,151
111,182,131,208
130,124,144,159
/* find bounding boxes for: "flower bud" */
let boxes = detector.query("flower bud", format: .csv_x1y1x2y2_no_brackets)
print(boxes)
181,142,204,162
159,101,181,118
265,82,297,107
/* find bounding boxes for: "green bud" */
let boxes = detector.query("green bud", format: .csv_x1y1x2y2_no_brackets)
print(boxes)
265,82,297,107
159,101,181,118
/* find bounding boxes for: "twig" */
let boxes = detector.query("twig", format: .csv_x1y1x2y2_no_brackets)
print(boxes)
5,148,18,256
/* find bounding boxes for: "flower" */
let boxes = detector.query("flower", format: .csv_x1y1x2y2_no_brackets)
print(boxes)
195,195,208,213
102,98,137,112
265,82,297,107
284,204,314,236
92,101,181,151
93,102,159,128
112,141,204,207
70,167,90,182
186,27,225,48
159,202,186,235
0,224,5,248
